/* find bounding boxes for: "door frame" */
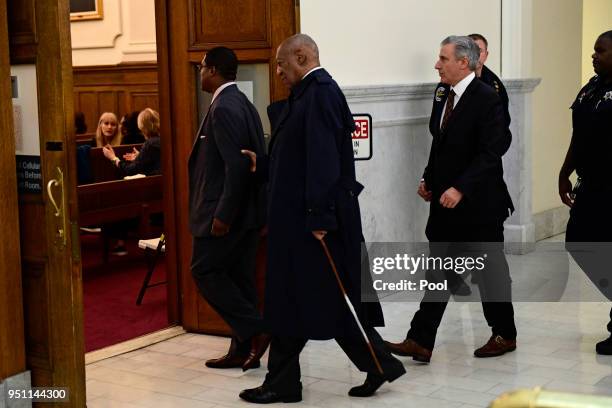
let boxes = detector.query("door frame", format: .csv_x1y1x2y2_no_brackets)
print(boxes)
154,0,298,333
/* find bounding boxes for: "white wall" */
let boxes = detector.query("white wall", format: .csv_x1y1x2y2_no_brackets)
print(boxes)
582,0,612,84
300,0,502,86
71,0,157,66
530,0,583,214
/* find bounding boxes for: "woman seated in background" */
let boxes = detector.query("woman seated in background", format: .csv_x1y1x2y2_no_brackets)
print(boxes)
119,111,146,145
95,112,122,147
103,108,161,176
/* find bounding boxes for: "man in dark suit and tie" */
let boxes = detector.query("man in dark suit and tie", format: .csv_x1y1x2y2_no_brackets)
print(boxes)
189,46,269,371
385,36,517,362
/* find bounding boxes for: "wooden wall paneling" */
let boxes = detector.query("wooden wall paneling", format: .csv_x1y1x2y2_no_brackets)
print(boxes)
117,90,126,119
154,0,180,325
6,0,37,63
98,90,117,116
269,0,296,102
189,0,272,50
73,63,159,133
0,0,26,381
131,91,159,112
76,91,98,133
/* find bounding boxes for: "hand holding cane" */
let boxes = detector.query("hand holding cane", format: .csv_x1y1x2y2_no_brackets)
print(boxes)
319,238,384,376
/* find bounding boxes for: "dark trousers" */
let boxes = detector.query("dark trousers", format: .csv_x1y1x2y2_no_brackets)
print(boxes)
191,229,263,352
263,328,405,395
566,187,612,335
407,220,517,350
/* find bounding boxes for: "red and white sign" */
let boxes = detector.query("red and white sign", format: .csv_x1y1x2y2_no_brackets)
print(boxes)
351,114,372,160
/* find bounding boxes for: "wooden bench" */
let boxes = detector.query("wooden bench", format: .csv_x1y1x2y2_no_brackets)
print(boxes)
78,175,163,262
85,144,143,184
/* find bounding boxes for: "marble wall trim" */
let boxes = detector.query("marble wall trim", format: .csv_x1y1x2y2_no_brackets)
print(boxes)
534,205,570,241
373,116,429,128
341,79,540,246
343,83,435,103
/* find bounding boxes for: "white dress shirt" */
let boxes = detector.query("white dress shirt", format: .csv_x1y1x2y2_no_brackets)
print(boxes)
302,66,324,80
440,72,476,129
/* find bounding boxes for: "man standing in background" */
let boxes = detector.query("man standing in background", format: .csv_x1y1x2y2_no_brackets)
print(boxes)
469,33,511,137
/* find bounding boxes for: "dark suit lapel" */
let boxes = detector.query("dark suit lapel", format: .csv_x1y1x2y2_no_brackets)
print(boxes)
439,79,478,142
430,84,449,138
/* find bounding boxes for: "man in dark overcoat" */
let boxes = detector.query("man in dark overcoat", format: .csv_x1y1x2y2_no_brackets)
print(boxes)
239,34,405,404
384,36,517,363
189,47,270,371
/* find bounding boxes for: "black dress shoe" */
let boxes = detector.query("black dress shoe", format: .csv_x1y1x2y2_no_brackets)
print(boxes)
243,333,271,371
205,353,248,369
596,336,612,355
239,385,302,404
348,374,386,397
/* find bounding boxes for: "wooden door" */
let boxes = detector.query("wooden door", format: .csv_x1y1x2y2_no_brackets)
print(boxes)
155,0,298,333
0,0,27,385
7,0,86,405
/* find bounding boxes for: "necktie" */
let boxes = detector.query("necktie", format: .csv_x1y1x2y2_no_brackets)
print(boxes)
441,89,456,131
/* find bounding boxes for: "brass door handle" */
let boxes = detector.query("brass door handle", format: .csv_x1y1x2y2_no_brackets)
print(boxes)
47,178,62,216
46,167,66,247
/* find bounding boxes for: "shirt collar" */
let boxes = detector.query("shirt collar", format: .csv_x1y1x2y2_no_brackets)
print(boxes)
451,72,475,100
211,82,236,105
302,66,324,80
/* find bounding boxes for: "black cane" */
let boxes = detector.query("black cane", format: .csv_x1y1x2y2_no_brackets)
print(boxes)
319,238,384,376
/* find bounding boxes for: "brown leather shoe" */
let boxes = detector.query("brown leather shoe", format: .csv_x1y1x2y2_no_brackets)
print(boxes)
474,335,516,358
242,333,271,371
205,353,249,368
384,338,432,363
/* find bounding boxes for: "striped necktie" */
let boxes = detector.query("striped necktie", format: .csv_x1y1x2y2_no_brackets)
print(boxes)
441,89,456,131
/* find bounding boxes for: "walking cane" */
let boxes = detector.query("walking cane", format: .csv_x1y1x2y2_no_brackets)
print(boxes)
319,238,384,376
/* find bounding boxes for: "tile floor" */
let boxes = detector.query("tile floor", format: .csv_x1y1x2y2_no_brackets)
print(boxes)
86,236,612,408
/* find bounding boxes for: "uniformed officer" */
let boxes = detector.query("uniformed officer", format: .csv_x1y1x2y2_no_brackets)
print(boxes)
469,33,511,141
559,30,612,355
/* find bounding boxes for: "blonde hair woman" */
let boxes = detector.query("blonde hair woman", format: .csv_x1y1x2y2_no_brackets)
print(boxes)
103,108,161,176
95,112,122,147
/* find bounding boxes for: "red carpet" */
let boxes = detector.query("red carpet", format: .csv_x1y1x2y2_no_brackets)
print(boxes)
81,234,169,352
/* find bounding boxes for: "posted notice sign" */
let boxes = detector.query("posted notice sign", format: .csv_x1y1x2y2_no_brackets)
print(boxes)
352,114,372,160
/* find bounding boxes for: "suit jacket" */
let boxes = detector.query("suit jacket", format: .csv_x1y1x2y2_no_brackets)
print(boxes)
188,84,266,237
423,78,513,228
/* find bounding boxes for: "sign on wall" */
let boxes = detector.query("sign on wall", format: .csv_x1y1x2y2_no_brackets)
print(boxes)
12,65,41,194
352,114,372,160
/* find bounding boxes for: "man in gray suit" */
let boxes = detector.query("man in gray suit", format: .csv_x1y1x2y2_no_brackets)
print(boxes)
189,46,269,371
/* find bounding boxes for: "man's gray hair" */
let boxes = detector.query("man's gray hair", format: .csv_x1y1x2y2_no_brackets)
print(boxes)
441,35,479,71
285,33,319,60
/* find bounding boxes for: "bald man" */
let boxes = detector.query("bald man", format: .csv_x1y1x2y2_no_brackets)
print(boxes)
238,34,405,404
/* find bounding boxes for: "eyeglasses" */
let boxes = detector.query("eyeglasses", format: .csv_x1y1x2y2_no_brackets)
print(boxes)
197,63,209,71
